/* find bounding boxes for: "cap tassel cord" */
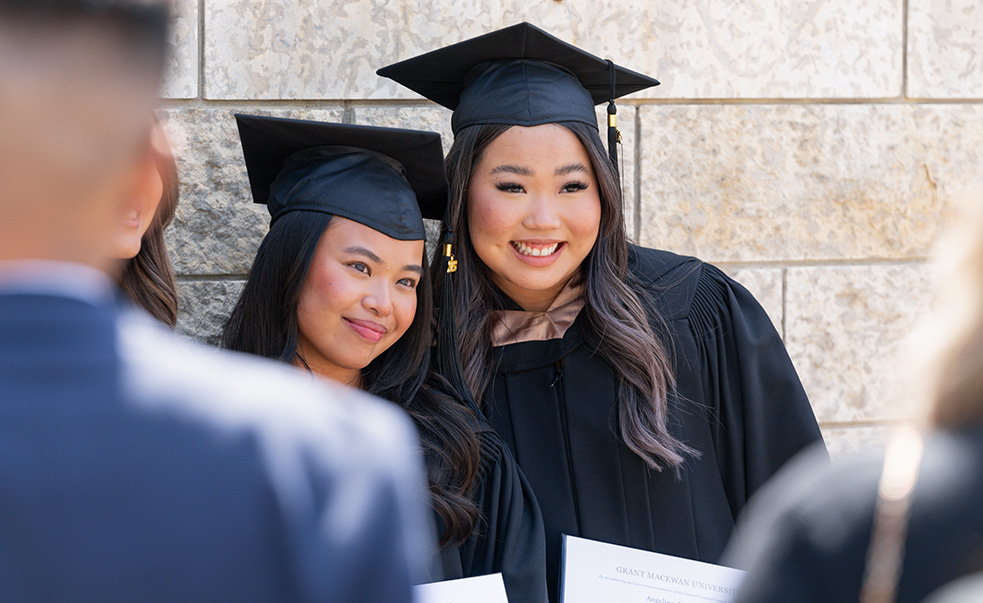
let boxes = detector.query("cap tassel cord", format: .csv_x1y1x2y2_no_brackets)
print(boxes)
437,229,484,419
606,59,620,172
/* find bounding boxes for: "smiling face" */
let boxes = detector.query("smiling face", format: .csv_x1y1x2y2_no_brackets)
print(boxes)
294,216,425,386
467,124,602,311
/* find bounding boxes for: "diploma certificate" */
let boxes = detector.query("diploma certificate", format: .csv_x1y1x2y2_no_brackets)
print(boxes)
560,535,745,603
414,572,509,603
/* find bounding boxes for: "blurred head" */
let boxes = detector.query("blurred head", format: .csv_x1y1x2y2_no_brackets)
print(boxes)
0,0,170,268
924,203,983,430
112,121,174,260
116,117,179,326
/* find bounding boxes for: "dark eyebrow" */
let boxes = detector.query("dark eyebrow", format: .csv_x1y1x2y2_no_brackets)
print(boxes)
346,246,423,275
490,164,533,176
343,246,382,264
555,162,590,176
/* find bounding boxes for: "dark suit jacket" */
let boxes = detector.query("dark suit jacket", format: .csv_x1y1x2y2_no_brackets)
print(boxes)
0,287,431,602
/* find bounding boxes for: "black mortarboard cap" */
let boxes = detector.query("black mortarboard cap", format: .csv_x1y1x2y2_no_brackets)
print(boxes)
376,22,660,136
235,114,447,241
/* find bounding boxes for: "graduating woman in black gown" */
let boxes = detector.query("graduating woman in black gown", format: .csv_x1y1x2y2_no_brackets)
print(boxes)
222,115,547,602
379,23,826,601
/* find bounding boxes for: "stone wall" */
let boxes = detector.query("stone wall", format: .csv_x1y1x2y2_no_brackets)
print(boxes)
160,0,983,459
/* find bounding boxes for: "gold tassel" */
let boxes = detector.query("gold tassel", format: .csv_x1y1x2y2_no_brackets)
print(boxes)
444,243,458,273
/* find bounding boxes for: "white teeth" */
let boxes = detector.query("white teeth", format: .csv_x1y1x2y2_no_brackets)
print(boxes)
513,241,559,257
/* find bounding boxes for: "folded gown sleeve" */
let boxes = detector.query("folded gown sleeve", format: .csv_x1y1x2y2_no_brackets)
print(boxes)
685,262,828,516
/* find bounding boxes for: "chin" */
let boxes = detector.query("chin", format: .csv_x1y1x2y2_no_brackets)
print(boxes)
111,243,142,260
511,273,568,292
337,353,375,372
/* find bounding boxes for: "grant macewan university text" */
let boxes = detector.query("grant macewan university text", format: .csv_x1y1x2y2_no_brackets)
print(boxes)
615,566,738,596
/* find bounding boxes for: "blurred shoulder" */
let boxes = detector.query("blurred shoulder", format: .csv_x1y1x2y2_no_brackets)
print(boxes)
724,442,881,570
115,309,419,467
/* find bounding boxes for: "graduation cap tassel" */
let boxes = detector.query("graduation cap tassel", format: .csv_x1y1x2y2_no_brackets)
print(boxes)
607,103,618,169
606,59,620,172
437,228,485,419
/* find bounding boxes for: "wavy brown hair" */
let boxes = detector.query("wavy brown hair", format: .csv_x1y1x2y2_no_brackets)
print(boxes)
117,120,179,327
438,121,695,471
223,211,481,545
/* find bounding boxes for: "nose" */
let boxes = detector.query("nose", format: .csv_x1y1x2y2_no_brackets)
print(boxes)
522,193,562,231
362,280,393,317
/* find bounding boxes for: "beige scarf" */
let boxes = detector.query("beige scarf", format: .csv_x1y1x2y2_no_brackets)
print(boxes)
489,278,586,347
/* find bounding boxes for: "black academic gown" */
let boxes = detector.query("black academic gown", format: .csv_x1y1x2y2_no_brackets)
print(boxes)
724,427,983,603
437,421,549,603
483,245,826,601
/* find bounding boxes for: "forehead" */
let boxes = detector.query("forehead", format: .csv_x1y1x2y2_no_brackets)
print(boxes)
478,124,592,168
319,217,425,261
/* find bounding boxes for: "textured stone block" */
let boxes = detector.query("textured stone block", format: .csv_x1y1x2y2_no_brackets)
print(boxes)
638,104,981,263
353,104,640,238
821,424,894,461
785,264,933,424
720,267,783,337
908,0,983,99
600,0,902,99
160,106,344,276
162,0,198,99
204,1,900,100
176,279,245,346
204,2,488,99
351,105,455,152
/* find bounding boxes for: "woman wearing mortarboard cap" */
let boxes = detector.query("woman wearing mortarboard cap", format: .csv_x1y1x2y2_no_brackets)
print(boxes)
379,22,827,601
222,115,548,602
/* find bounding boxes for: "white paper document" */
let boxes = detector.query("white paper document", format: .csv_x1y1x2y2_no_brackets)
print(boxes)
414,572,509,603
560,535,745,603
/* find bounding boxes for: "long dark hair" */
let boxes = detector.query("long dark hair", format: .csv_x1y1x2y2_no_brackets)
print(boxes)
117,120,179,327
439,121,695,471
223,210,481,544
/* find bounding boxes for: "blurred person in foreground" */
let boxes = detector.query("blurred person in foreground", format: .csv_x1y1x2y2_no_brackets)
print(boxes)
724,200,983,603
112,117,180,326
0,2,431,601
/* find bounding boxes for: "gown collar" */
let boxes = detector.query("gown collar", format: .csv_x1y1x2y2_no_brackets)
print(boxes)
489,276,586,347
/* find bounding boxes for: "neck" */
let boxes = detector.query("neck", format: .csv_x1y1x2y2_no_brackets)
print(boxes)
498,275,577,313
293,354,362,390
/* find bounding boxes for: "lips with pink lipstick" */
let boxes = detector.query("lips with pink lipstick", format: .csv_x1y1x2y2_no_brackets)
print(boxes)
510,240,564,265
344,317,388,343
